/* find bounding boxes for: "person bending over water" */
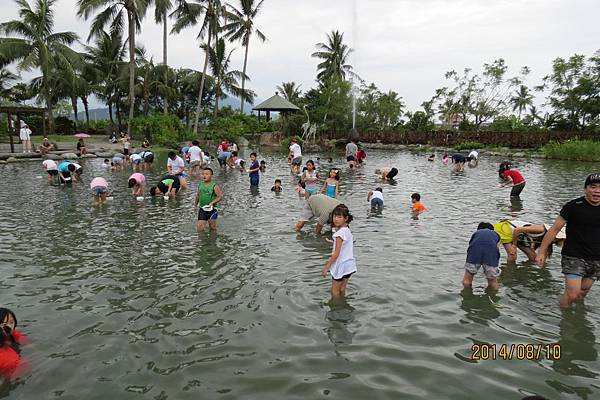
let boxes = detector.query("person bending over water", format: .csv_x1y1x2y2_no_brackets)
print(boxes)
57,161,76,184
90,177,109,206
128,173,145,197
193,167,223,232
167,151,189,189
42,159,59,184
322,204,357,298
493,219,565,263
375,167,398,181
150,175,181,199
296,194,341,234
463,223,501,290
499,163,525,197
536,173,600,307
451,154,466,172
368,187,384,208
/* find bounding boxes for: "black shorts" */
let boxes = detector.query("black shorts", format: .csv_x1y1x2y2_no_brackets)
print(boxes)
144,154,154,163
333,272,354,282
198,208,218,221
47,170,58,176
123,149,130,156
346,155,356,162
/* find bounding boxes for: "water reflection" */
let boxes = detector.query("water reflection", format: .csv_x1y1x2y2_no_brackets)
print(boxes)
459,287,501,325
552,306,598,379
325,296,355,346
509,197,524,213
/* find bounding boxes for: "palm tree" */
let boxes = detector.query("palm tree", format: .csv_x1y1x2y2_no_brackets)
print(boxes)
0,0,80,133
276,81,302,104
222,0,266,114
203,37,253,118
0,68,19,99
154,0,173,115
172,0,223,132
83,30,127,124
510,85,534,119
78,0,152,136
311,30,355,84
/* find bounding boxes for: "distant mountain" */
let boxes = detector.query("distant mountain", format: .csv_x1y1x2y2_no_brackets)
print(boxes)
71,97,262,121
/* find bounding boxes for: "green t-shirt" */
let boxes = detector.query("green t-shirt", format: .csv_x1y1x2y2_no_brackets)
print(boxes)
197,181,217,208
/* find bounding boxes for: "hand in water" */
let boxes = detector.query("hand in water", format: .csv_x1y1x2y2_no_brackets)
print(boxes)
322,267,329,277
535,253,546,268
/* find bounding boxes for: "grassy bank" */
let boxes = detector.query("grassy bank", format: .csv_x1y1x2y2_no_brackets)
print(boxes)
542,140,600,162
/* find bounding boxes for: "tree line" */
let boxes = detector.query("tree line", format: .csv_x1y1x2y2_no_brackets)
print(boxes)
1,0,599,139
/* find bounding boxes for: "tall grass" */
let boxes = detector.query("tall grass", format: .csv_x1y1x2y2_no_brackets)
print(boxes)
542,140,600,161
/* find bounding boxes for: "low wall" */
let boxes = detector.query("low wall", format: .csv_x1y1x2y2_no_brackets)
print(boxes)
321,130,600,148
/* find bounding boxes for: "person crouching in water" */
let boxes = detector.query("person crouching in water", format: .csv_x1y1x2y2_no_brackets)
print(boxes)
57,161,76,184
150,175,181,199
90,177,109,206
193,167,223,232
375,167,398,181
463,222,501,290
322,204,357,298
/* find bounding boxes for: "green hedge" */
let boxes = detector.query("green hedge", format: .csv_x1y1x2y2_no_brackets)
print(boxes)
542,140,600,161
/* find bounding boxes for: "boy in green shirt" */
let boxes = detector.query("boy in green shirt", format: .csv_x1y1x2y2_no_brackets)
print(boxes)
193,167,223,232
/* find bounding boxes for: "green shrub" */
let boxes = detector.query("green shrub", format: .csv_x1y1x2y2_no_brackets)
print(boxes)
130,114,188,147
542,140,600,161
454,141,485,151
281,135,303,151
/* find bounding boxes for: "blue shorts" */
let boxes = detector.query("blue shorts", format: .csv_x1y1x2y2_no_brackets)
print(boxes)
176,172,188,178
133,158,142,165
306,188,319,194
92,186,108,196
198,208,218,221
250,175,259,186
371,198,384,207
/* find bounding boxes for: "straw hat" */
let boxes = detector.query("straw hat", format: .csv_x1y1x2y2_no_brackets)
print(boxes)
544,224,567,240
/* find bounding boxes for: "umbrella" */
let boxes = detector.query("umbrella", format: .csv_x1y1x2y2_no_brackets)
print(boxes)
74,133,91,138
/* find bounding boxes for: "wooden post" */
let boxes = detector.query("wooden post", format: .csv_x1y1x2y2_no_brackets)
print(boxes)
257,110,260,122
8,111,14,153
266,110,270,122
42,111,47,137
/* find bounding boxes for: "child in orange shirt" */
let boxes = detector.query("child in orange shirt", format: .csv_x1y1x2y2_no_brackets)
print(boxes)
411,193,427,214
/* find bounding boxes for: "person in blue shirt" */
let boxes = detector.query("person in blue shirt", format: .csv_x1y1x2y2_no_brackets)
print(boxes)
57,161,76,184
463,222,501,290
248,152,260,187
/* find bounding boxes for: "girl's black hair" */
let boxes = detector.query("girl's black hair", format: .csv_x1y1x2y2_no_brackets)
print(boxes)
128,178,137,188
0,308,17,348
149,186,158,196
306,160,315,167
330,204,353,225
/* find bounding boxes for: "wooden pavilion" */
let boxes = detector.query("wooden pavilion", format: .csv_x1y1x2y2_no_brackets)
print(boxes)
0,105,48,153
252,92,300,122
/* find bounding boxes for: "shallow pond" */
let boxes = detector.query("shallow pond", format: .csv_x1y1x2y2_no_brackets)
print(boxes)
0,148,598,400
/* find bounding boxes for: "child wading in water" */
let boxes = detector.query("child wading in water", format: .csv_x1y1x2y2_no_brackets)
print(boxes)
194,167,223,232
90,177,109,206
463,222,501,290
368,187,384,208
248,152,260,187
322,204,356,298
411,193,427,214
321,168,340,198
302,160,320,195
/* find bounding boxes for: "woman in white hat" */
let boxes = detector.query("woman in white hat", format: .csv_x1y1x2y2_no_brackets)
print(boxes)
19,124,32,153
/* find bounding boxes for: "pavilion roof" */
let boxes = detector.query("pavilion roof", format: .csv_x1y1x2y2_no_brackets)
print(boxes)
253,93,300,112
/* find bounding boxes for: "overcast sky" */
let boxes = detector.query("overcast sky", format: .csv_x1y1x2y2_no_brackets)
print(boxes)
3,0,600,111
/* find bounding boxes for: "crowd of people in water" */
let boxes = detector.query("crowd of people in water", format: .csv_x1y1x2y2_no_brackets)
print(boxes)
2,134,599,384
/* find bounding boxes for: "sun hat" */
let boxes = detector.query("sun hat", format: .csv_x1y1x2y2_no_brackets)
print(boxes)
584,173,600,187
543,224,567,240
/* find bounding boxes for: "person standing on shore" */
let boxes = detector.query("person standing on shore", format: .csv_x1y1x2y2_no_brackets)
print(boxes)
19,124,32,153
536,173,600,307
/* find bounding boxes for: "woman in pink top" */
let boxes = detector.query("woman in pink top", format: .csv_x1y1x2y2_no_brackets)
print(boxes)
499,163,525,197
90,177,109,205
128,173,145,196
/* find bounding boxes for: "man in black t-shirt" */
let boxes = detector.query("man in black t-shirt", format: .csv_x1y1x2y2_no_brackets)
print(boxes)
536,173,600,307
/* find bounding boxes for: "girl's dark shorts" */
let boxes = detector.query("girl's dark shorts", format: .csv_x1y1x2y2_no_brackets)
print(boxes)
47,170,58,176
333,272,354,282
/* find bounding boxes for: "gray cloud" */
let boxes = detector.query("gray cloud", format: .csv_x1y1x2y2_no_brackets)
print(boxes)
3,0,600,110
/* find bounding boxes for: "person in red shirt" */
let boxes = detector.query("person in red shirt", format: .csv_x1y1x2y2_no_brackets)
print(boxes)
0,308,26,379
499,164,526,197
356,148,366,164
